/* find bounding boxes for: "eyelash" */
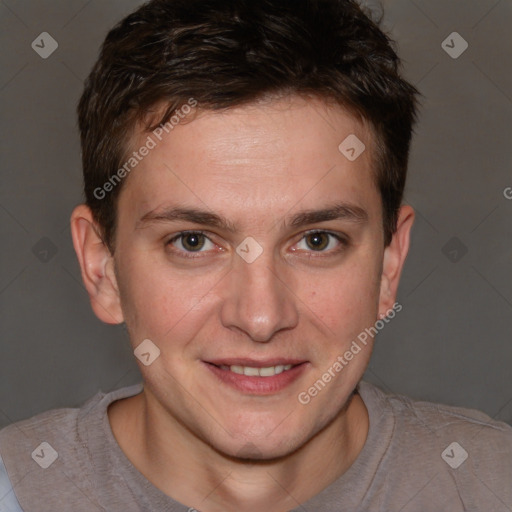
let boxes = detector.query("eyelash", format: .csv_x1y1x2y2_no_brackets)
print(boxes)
166,230,349,260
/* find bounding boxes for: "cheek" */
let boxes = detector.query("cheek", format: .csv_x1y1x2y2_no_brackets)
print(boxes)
116,252,224,339
299,255,381,337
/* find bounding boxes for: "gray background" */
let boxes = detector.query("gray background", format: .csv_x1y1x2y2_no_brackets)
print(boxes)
0,0,511,429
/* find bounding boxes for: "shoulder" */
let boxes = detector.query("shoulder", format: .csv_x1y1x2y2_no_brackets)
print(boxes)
357,382,512,509
0,389,109,478
0,383,142,448
0,399,94,504
0,384,142,511
360,381,512,468
361,380,512,437
0,405,80,512
0,403,86,455
389,385,511,440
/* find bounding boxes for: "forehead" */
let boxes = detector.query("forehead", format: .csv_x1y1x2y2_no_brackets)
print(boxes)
119,96,380,225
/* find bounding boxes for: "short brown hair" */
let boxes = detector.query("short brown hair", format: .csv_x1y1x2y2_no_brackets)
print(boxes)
78,0,419,250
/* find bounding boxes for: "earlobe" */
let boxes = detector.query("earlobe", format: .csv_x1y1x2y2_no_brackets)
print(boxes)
70,204,124,325
378,205,414,317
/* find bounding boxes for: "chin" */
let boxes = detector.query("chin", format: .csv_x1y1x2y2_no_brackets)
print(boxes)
208,422,310,462
218,439,295,462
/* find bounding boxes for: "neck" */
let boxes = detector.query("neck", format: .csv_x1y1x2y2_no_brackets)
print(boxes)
108,388,369,512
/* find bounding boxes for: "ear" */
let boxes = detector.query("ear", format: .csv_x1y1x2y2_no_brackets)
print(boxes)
378,205,414,318
70,204,124,324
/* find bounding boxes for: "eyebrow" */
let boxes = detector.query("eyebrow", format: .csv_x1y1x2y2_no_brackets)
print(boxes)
136,202,368,232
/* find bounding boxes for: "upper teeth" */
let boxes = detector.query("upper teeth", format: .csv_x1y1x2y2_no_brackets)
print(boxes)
220,364,293,377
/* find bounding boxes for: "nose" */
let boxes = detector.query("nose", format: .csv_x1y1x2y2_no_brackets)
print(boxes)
219,251,299,342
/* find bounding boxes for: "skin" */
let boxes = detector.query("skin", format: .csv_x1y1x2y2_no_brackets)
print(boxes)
71,95,414,512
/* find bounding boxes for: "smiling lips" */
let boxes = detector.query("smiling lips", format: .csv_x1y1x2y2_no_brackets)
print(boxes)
219,363,293,377
205,359,308,394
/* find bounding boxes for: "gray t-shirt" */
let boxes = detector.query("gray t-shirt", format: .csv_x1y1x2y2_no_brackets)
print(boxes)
0,381,511,511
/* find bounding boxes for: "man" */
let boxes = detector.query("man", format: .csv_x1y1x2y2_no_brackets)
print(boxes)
1,0,511,510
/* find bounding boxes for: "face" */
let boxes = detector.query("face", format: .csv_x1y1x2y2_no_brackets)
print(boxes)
96,96,400,458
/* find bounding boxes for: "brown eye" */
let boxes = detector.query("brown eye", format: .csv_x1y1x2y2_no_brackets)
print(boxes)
293,231,347,255
180,232,206,251
305,232,329,251
168,231,214,255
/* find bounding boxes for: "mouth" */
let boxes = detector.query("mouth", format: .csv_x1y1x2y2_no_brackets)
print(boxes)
203,360,308,394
